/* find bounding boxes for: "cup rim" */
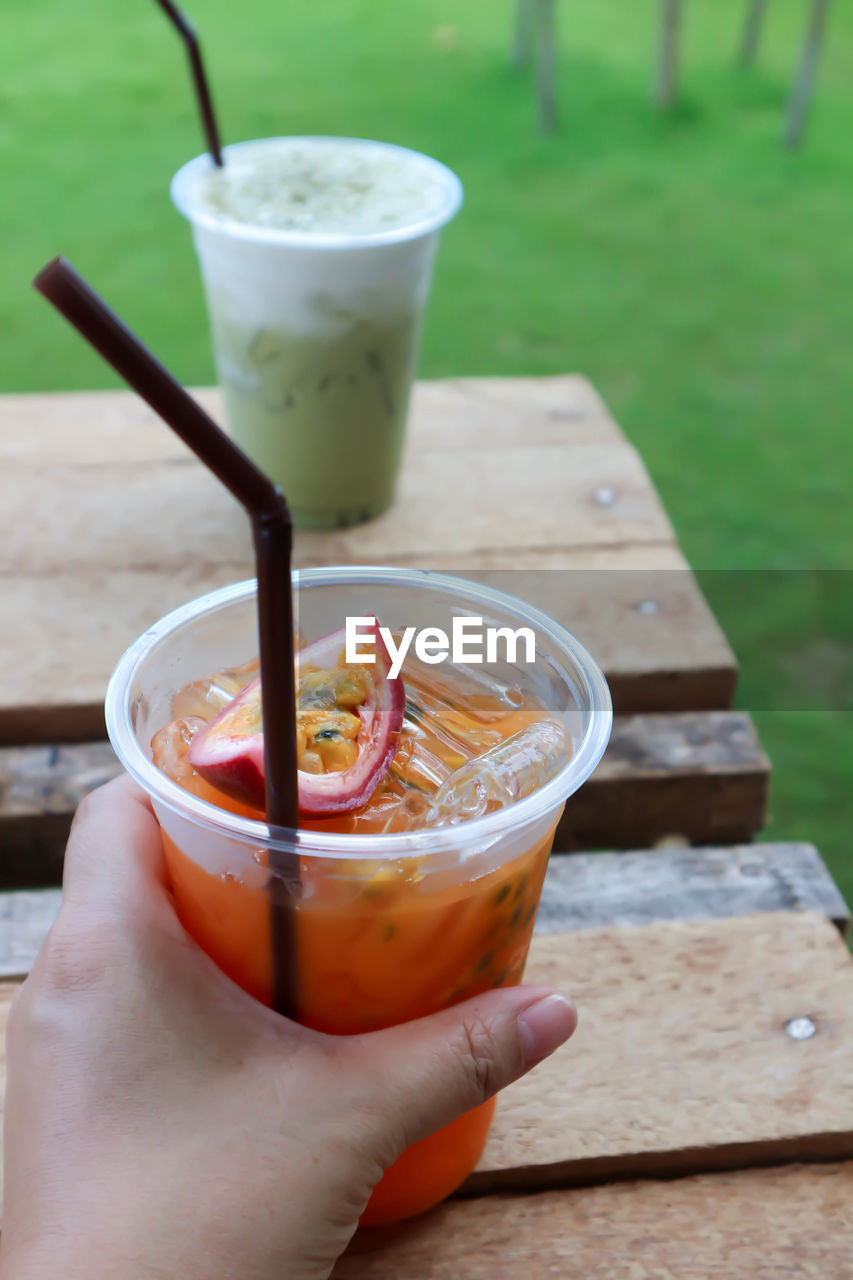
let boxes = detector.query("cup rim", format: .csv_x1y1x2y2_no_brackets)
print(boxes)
170,136,464,250
106,567,613,860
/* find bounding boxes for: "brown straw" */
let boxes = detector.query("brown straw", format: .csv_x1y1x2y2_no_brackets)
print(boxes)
154,0,223,166
33,256,298,1016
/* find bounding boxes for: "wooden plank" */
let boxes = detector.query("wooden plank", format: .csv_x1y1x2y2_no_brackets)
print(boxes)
334,1163,853,1278
0,891,59,979
537,843,851,938
2,843,847,980
422,567,737,716
4,379,672,572
0,377,738,742
0,710,766,889
0,557,736,743
469,912,853,1192
3,915,853,1229
0,378,627,465
1,567,248,744
557,709,769,849
0,741,119,887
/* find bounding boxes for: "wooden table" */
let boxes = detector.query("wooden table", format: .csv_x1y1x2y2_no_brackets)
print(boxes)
2,375,850,1274
2,375,769,881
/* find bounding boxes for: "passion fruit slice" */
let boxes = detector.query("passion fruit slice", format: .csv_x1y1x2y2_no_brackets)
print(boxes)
187,618,405,818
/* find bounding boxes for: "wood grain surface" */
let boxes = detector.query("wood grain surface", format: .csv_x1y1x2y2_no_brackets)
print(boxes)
1,913,851,1204
556,709,769,850
0,709,769,889
2,914,851,1268
468,911,853,1192
1,842,847,980
536,841,850,937
334,1163,853,1278
0,890,61,978
0,377,736,742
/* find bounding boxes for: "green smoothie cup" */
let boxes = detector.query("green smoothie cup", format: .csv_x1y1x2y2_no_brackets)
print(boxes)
171,137,463,529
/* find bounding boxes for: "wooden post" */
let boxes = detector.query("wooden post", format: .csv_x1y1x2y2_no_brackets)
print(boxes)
510,0,535,68
535,0,558,132
784,0,832,148
655,0,682,108
738,0,769,66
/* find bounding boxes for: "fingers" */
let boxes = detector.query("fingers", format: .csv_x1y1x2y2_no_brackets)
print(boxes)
61,774,169,916
350,985,577,1155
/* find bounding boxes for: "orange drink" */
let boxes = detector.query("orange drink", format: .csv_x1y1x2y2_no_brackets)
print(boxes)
106,568,611,1225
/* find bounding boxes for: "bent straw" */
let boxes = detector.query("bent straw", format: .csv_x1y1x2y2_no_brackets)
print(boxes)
155,0,223,166
33,256,298,1015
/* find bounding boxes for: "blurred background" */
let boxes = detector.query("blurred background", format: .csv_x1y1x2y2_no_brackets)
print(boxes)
2,0,850,894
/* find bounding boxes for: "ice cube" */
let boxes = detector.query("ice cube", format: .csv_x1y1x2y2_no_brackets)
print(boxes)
423,718,572,827
374,788,436,834
151,715,207,786
387,717,461,795
170,658,259,721
404,657,528,723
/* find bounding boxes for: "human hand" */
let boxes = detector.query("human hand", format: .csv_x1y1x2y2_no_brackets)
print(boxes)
0,776,576,1280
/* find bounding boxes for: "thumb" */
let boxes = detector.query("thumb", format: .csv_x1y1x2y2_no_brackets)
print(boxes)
350,985,577,1157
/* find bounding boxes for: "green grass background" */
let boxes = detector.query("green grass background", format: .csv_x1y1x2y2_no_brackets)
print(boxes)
2,1,850,895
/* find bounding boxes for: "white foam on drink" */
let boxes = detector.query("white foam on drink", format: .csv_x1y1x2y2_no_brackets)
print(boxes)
190,137,452,236
172,137,462,331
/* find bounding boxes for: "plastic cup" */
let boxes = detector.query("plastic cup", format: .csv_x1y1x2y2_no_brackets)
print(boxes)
171,138,463,529
105,567,611,1225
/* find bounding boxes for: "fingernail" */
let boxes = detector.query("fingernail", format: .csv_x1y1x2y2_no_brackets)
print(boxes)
517,994,577,1068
